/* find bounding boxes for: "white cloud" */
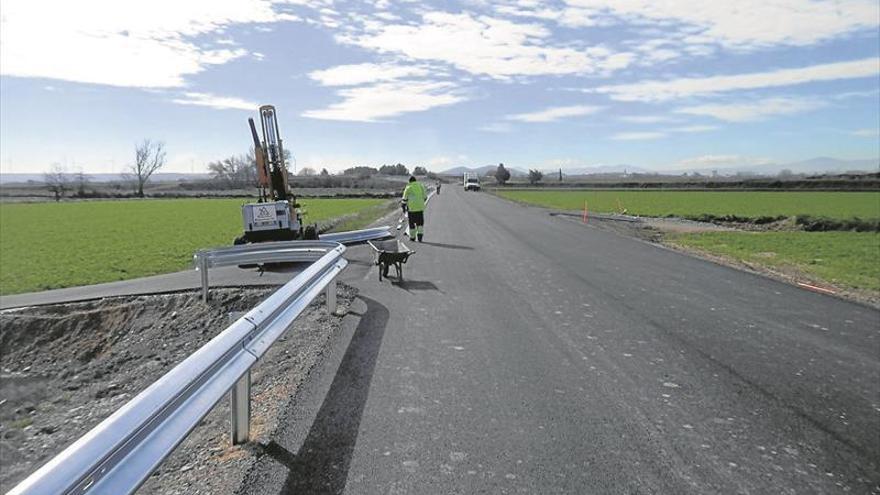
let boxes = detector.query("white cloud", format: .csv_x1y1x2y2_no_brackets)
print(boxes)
479,122,515,133
0,0,296,88
302,81,467,122
670,125,719,133
337,11,634,79
374,11,401,21
676,97,825,122
507,105,603,123
427,155,469,167
642,48,681,64
595,58,880,102
496,4,600,28
565,0,879,49
619,115,676,124
833,89,880,100
610,132,666,140
170,92,258,110
308,63,431,86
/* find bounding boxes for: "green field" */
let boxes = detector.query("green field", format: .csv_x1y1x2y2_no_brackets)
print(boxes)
497,190,880,220
0,198,386,295
669,232,880,291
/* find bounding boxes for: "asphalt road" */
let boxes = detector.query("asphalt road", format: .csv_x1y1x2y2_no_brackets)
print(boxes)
241,186,880,494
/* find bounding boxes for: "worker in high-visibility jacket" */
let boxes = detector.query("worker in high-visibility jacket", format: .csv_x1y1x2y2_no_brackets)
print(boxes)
402,175,427,242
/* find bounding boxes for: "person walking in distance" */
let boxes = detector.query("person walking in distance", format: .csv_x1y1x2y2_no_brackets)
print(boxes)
402,175,427,242
436,180,441,195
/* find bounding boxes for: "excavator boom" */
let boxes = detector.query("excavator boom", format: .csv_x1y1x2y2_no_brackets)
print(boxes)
258,105,290,202
248,117,270,191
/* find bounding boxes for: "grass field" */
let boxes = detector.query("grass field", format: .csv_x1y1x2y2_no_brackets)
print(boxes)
668,232,880,291
0,198,386,295
497,190,880,220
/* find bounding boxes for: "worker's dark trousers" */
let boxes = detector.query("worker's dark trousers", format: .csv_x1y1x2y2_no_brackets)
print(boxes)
407,210,424,239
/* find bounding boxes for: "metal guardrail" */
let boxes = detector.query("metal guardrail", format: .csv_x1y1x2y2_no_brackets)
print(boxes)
194,227,392,301
10,244,350,495
319,226,394,244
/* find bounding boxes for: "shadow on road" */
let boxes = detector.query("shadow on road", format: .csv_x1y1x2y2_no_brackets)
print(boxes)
418,241,475,250
247,262,309,274
264,295,389,494
344,258,375,267
392,280,441,293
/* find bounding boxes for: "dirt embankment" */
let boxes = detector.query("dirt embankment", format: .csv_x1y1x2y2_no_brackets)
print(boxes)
0,285,356,494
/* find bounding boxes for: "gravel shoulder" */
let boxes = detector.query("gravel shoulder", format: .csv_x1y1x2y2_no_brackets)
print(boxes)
0,284,358,494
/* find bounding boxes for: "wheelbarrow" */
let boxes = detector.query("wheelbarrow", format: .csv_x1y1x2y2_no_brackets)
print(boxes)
367,239,414,281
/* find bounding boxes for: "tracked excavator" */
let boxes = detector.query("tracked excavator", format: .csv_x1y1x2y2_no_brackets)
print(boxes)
234,105,317,245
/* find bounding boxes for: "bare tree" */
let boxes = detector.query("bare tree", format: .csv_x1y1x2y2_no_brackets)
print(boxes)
208,153,257,189
44,163,69,202
127,139,166,197
298,167,317,176
74,169,90,197
528,169,543,185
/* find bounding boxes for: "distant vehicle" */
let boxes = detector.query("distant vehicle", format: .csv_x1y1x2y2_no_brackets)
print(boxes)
463,173,481,191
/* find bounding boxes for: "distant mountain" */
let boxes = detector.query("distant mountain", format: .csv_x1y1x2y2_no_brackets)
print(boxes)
663,157,879,176
439,165,528,177
769,157,879,175
554,164,648,176
0,172,211,185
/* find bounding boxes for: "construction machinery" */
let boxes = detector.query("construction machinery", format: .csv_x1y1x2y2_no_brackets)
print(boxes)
234,105,317,245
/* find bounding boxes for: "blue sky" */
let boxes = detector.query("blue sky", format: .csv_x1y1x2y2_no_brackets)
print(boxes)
1,0,878,174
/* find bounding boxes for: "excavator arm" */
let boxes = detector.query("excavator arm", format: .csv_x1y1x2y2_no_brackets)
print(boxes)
248,105,292,202
248,117,270,195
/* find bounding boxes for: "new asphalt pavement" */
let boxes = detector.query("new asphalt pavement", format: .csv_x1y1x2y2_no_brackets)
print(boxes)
241,186,880,494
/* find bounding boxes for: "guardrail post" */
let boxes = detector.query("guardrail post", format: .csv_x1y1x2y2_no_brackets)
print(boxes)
230,371,250,445
326,277,337,315
199,255,210,302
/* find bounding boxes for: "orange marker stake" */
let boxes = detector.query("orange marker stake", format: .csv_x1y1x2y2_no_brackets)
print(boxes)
797,282,836,295
582,200,589,223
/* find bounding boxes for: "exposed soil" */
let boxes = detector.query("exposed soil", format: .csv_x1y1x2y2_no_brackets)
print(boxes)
0,285,357,494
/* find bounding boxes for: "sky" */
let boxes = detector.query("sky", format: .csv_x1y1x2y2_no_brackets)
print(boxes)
1,0,878,174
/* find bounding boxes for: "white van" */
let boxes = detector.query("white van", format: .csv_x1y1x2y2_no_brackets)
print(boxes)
463,173,481,191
